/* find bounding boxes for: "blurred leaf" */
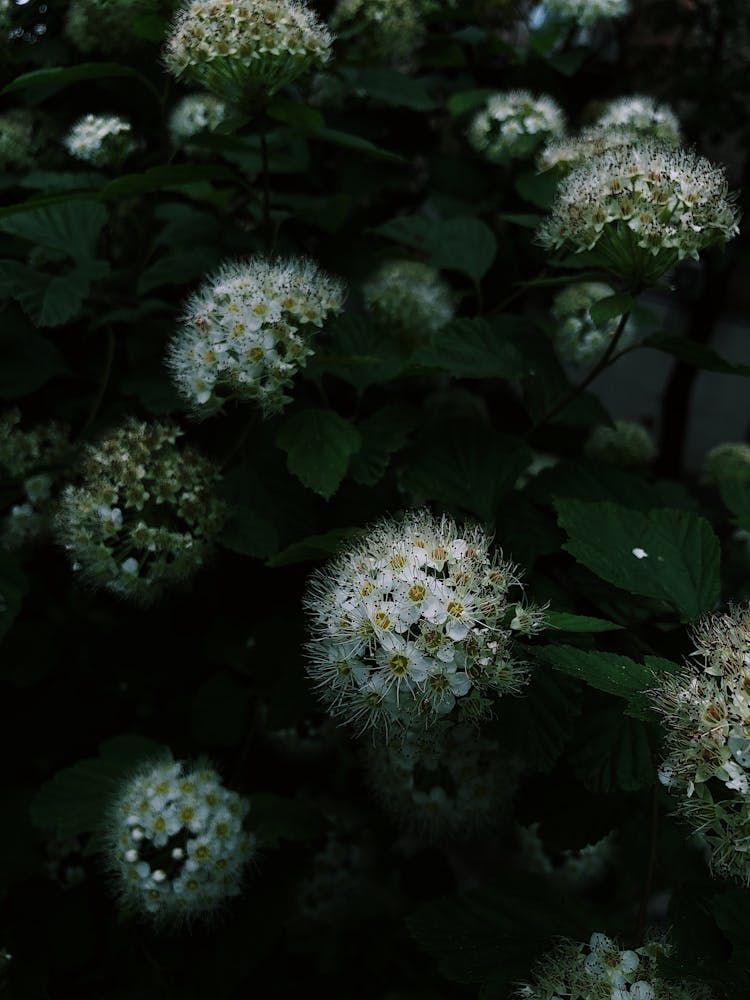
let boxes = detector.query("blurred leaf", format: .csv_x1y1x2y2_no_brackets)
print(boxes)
316,314,411,390
0,552,28,643
555,501,721,621
497,670,581,771
589,294,634,325
0,312,68,394
1,62,148,96
0,260,107,327
248,794,326,849
309,126,406,163
569,708,654,792
546,612,624,633
266,526,366,567
514,170,559,209
266,97,325,130
101,164,237,198
644,333,750,376
413,316,528,379
351,67,438,110
29,735,166,840
350,404,420,486
136,246,221,294
399,428,532,522
276,408,362,499
0,200,107,263
372,214,497,280
447,88,495,115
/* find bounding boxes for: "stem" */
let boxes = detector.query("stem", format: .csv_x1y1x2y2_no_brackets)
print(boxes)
78,328,116,437
528,310,631,434
259,122,272,255
634,785,659,944
220,413,258,469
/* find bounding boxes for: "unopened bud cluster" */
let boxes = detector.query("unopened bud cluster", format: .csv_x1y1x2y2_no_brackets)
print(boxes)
551,282,635,365
517,932,714,1000
0,410,70,549
164,0,333,102
362,260,454,341
542,0,630,27
168,93,228,145
538,142,739,285
584,420,656,468
366,722,518,838
168,256,345,416
468,90,565,165
651,605,750,884
63,114,140,167
56,420,227,602
0,109,55,172
304,509,545,738
108,759,255,922
702,442,750,485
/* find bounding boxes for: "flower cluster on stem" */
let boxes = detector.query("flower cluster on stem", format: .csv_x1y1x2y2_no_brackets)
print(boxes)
468,90,565,165
63,114,140,167
362,260,454,342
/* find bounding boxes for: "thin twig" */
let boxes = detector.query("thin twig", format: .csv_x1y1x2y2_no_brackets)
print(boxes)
634,784,659,944
527,310,631,435
78,328,116,437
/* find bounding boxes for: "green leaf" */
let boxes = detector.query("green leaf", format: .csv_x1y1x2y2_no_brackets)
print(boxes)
351,67,439,111
399,429,532,522
266,527,366,567
534,644,657,718
0,551,28,643
555,500,721,620
717,477,750,530
1,62,149,96
221,507,279,560
430,216,497,280
0,260,107,328
308,126,405,163
136,246,221,294
569,708,654,792
315,314,411,391
101,164,237,198
413,317,528,379
0,200,107,263
447,88,496,116
0,312,68,394
248,794,326,849
514,170,560,209
498,212,543,229
266,97,325,131
589,294,634,325
276,409,362,499
497,670,581,771
349,404,420,486
643,333,750,377
546,612,625,633
29,735,166,840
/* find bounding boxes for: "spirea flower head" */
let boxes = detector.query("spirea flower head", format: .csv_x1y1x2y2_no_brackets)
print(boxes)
537,141,740,287
0,410,70,550
651,604,750,884
584,420,656,468
362,260,454,342
63,114,140,168
168,256,346,417
541,0,630,27
702,442,750,485
551,281,636,365
303,509,546,739
330,0,430,66
56,419,227,603
595,96,682,146
168,93,228,145
468,90,565,165
107,757,255,923
538,125,645,176
366,721,518,839
516,931,714,1000
164,0,334,103
0,109,55,172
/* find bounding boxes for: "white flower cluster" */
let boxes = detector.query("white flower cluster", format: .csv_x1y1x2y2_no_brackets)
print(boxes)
702,442,750,485
63,113,139,167
517,932,713,1000
537,141,740,285
304,510,546,738
164,0,333,102
168,93,228,145
596,96,682,146
468,90,565,165
541,0,630,27
584,420,656,468
168,256,346,416
331,0,431,65
0,410,70,549
56,420,227,603
0,109,54,172
366,722,518,838
551,281,635,366
108,759,255,922
362,260,454,342
651,605,750,884
539,126,643,175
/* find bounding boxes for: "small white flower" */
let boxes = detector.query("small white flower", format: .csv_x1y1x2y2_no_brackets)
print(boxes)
63,113,139,167
468,90,565,164
362,260,454,341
